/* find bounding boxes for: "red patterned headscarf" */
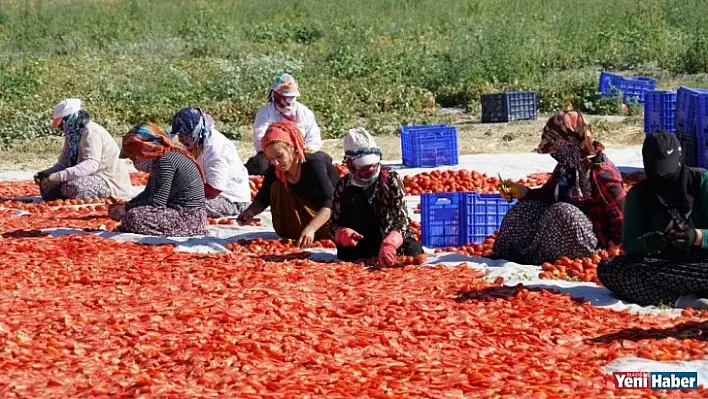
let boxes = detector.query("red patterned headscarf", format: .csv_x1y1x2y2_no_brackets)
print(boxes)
122,122,206,183
538,109,604,203
538,109,601,158
260,120,306,185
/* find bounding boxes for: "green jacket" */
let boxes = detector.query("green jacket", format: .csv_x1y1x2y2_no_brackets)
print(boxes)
623,169,708,257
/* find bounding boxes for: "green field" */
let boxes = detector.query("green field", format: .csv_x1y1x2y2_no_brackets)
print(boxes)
1,0,708,148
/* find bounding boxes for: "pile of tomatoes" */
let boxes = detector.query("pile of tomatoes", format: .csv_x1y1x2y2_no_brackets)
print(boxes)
248,176,262,200
208,218,263,227
0,181,38,198
0,204,118,234
430,231,625,284
403,170,548,195
227,237,336,256
0,234,707,397
129,171,150,186
368,253,429,268
540,245,624,284
434,233,498,258
403,170,644,196
409,221,421,242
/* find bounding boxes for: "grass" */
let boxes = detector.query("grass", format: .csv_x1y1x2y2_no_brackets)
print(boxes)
1,0,708,150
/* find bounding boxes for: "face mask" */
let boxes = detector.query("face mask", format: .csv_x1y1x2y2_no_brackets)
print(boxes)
648,169,680,189
550,140,583,167
354,165,378,179
133,158,153,173
274,94,296,116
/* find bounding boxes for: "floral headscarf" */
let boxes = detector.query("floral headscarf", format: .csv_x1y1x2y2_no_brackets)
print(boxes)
267,73,300,122
268,73,300,99
538,110,603,204
122,122,206,183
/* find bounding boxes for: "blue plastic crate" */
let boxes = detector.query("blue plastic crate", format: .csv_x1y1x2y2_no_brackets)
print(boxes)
598,72,656,105
421,192,465,247
644,91,676,134
676,133,698,167
421,191,517,247
697,137,708,169
400,125,459,168
464,193,516,244
695,94,708,139
674,87,708,135
400,124,446,133
481,91,537,123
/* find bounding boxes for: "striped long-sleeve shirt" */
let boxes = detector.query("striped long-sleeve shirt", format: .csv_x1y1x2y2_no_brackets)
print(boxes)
126,151,205,210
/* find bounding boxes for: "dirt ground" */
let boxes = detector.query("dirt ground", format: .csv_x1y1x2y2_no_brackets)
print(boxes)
0,113,644,173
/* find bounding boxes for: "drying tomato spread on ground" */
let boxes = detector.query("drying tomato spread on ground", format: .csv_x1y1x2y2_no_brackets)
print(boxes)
0,171,706,398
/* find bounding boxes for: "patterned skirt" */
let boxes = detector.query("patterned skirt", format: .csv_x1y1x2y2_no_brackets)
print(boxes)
119,205,207,237
598,255,708,307
492,200,598,265
205,196,250,219
40,175,111,201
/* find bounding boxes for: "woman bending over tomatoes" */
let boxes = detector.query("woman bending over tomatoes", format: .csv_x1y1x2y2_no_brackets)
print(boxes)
36,98,131,202
110,123,207,237
170,107,252,219
493,109,626,265
330,128,423,267
237,121,340,248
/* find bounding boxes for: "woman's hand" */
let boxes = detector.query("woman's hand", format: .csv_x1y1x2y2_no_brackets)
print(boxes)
296,226,316,249
34,171,49,185
498,180,528,201
334,228,363,247
108,204,126,222
236,208,255,225
40,176,61,191
666,229,701,248
378,231,403,267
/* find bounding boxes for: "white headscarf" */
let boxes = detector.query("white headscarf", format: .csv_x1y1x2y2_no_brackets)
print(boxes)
343,128,383,187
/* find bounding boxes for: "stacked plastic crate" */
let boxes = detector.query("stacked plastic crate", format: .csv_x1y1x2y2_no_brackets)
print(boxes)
400,125,459,168
598,72,656,105
674,87,708,168
643,90,676,135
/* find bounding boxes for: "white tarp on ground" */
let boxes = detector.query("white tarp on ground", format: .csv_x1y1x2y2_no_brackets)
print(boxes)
4,146,707,378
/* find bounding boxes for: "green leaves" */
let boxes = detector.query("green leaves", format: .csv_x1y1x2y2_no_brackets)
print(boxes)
0,0,705,147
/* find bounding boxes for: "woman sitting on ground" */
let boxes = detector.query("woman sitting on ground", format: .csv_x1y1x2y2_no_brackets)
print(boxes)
237,121,339,248
35,98,131,201
245,73,331,175
171,107,251,218
330,128,423,267
598,131,708,309
493,109,626,265
109,123,207,237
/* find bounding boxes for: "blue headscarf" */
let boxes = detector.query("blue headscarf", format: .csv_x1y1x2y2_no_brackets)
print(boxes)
62,109,91,167
171,108,213,143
